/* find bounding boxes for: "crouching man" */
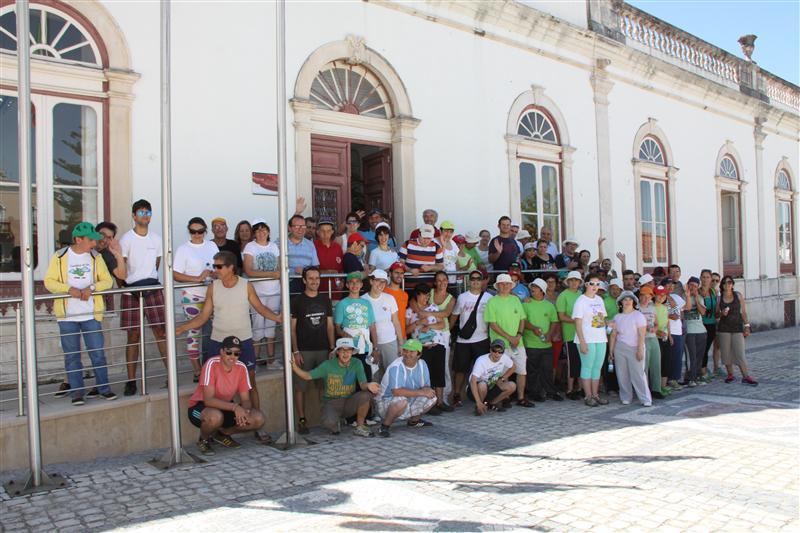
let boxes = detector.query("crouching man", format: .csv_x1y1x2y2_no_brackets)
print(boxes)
291,337,380,437
469,338,517,415
187,336,265,455
374,339,437,437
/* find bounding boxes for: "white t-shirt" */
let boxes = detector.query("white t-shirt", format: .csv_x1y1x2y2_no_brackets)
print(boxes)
174,240,219,298
668,293,686,336
453,291,492,344
119,229,162,284
470,353,513,387
440,239,459,273
242,241,280,296
361,292,399,344
368,247,399,272
61,248,95,322
571,294,608,344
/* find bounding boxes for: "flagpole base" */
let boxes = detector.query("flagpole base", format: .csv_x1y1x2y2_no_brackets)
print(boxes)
3,471,68,497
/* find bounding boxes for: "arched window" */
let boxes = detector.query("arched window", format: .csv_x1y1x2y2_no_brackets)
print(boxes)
715,147,745,277
309,60,392,118
0,2,107,277
517,110,558,143
0,6,101,66
638,137,665,165
775,165,795,274
719,156,738,179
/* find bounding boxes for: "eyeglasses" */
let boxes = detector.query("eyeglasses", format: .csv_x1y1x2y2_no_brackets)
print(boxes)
188,228,206,235
291,224,306,229
136,210,152,217
223,349,241,356
212,264,226,269
346,219,359,224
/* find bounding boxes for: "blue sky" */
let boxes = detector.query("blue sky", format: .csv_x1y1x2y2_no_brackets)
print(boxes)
629,0,800,85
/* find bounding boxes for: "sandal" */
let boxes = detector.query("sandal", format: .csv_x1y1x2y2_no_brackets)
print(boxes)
488,403,506,412
254,430,273,445
516,398,535,408
453,394,463,408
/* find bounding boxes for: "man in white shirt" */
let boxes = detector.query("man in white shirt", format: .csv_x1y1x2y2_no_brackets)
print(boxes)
362,269,404,377
469,338,517,415
449,268,492,407
118,199,169,397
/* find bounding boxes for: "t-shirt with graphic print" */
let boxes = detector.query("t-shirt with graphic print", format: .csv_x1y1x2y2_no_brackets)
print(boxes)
242,241,280,296
62,248,95,322
291,292,333,351
309,357,367,401
571,294,608,344
470,353,514,388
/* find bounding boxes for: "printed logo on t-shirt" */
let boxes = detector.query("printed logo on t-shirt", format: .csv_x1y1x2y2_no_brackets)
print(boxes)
69,264,91,279
590,312,605,329
254,250,278,272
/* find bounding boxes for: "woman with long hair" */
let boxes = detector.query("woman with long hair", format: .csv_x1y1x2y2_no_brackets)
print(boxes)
698,269,717,382
234,220,253,253
717,276,758,386
476,229,491,266
242,219,281,367
406,282,449,415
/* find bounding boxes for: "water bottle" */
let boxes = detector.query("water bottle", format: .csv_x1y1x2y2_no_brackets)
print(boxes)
539,334,547,342
204,262,213,284
607,361,615,373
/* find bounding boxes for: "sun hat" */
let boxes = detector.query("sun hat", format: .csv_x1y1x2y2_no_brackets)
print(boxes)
465,231,480,244
609,278,623,289
516,229,531,240
565,271,583,282
616,290,640,306
563,236,579,247
529,278,547,293
72,221,103,241
494,273,513,289
639,273,654,285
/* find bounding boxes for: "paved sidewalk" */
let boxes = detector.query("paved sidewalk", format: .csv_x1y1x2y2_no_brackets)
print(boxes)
1,327,798,532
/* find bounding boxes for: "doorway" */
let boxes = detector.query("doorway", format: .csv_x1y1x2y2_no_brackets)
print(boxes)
310,134,393,225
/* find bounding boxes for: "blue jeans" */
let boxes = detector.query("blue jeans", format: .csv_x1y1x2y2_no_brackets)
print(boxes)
58,319,111,398
669,334,685,381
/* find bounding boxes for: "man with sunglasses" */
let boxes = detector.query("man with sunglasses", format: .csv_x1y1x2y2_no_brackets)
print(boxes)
450,268,492,407
188,336,265,455
177,251,282,444
469,338,517,415
118,199,169,397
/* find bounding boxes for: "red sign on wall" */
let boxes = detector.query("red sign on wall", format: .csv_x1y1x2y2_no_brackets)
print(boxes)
251,172,278,196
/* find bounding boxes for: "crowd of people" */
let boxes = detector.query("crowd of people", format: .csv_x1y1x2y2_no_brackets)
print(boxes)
43,199,759,454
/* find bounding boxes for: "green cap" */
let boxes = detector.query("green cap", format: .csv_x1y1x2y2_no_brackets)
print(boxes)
401,338,423,352
72,222,102,241
440,220,455,230
346,272,363,281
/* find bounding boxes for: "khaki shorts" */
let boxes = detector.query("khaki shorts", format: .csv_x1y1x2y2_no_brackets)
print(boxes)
321,391,372,431
505,345,527,375
293,349,330,392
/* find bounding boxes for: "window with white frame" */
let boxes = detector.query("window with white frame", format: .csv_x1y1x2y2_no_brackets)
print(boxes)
517,110,557,143
776,168,794,272
638,137,665,164
717,153,743,275
719,156,738,179
519,161,561,246
639,179,668,266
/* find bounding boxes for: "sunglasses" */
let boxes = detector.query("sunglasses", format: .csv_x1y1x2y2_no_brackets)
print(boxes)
212,264,227,269
586,281,601,286
189,228,206,235
491,348,504,353
136,210,153,217
223,349,241,356
346,219,359,224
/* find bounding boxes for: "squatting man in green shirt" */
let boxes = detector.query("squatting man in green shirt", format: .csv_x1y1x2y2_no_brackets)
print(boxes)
291,337,380,437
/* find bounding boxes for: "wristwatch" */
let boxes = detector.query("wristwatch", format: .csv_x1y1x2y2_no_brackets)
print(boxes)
90,284,96,291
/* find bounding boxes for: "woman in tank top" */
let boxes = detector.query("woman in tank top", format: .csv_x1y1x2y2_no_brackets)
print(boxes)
716,276,757,386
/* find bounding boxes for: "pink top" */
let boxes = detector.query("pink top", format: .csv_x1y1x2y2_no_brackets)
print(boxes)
613,310,647,348
188,356,251,407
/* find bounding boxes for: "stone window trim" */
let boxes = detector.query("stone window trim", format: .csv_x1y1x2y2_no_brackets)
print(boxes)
775,158,797,275
714,142,746,279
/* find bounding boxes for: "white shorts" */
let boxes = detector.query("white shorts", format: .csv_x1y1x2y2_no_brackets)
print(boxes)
506,345,527,375
375,395,437,421
252,294,280,340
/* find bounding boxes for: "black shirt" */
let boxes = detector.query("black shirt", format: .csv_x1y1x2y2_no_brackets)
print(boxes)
342,252,364,274
555,253,575,269
216,239,242,269
489,235,519,271
291,292,333,351
99,248,125,286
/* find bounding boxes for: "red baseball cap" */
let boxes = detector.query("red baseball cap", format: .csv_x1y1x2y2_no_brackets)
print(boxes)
453,235,466,245
388,261,406,272
347,232,367,245
654,285,668,295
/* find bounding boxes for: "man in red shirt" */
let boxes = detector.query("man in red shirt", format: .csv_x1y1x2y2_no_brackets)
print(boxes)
313,217,343,298
187,336,265,455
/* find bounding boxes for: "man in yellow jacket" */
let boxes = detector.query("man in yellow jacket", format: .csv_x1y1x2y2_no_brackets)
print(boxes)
44,222,117,405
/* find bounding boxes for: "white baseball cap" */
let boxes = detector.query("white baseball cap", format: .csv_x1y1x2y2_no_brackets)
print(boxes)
251,218,267,227
419,224,435,239
565,270,583,282
523,242,537,251
516,229,531,240
371,269,389,282
335,338,355,351
510,221,520,228
494,273,514,289
609,278,623,289
639,273,654,285
529,278,548,293
465,231,480,244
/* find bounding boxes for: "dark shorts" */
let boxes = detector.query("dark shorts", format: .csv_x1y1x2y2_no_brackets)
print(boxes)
187,401,236,429
421,344,446,388
121,290,166,331
565,341,581,378
206,338,257,371
453,338,490,373
467,382,503,404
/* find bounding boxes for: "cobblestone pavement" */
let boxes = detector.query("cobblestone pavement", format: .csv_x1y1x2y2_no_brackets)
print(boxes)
1,327,798,532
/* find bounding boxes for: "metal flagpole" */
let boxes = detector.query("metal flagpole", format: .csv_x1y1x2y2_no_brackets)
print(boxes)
151,0,201,469
3,0,66,496
273,0,309,449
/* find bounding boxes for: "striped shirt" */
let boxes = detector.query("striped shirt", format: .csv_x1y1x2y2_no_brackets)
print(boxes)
399,239,443,269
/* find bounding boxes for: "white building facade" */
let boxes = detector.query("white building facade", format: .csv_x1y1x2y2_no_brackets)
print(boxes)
0,0,798,328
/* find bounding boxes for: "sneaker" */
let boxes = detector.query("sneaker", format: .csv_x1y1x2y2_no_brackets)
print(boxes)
438,403,455,413
641,402,653,407
72,396,85,406
724,374,735,384
716,368,726,377
54,382,70,398
352,425,374,437
124,381,137,396
197,438,215,456
212,431,241,449
669,380,683,390
621,400,631,405
594,396,609,405
377,425,391,438
688,381,698,388
660,387,672,396
298,417,309,435
101,391,118,401
366,415,381,426
584,397,598,407
85,387,99,399
742,376,759,386
406,418,433,428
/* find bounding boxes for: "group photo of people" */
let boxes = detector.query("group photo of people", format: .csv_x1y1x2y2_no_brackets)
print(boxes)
45,199,759,455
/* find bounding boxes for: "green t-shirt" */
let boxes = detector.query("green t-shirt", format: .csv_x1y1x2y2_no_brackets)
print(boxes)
484,294,525,342
308,358,366,401
465,247,482,269
556,289,581,342
522,298,558,349
603,295,619,321
655,303,669,335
